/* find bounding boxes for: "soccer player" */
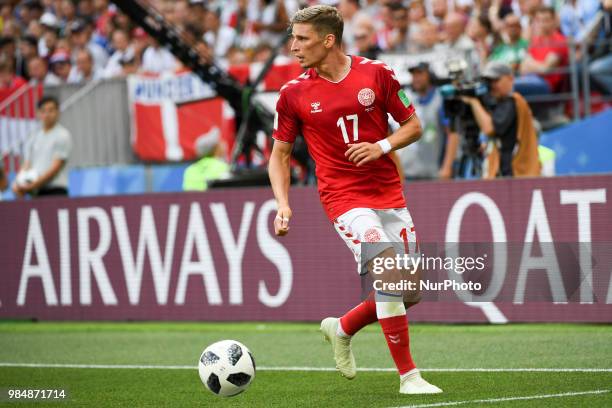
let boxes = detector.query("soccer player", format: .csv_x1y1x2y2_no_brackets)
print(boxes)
268,5,442,395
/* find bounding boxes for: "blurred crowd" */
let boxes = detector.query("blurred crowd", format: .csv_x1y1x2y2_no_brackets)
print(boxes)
0,0,611,95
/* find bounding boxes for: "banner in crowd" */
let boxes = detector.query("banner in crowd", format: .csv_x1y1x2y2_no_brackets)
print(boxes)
127,62,303,163
127,71,235,162
1,175,611,322
0,84,43,159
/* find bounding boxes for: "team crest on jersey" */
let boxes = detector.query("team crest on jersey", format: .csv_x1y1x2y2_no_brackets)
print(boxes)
358,88,375,107
310,102,322,113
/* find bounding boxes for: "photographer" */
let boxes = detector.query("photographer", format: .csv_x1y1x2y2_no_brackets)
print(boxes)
460,61,540,178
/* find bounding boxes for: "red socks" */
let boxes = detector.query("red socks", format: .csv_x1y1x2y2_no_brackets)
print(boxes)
339,293,377,336
378,315,416,375
339,291,417,375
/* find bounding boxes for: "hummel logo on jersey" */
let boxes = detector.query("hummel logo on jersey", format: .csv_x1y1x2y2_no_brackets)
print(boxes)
310,102,322,113
388,334,401,344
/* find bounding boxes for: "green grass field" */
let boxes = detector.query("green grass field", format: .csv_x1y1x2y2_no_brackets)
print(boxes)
0,322,610,407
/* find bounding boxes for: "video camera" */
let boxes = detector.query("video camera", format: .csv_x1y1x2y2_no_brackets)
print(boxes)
437,59,488,176
439,59,488,122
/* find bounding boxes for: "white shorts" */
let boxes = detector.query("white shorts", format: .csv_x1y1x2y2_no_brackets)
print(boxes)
333,207,419,275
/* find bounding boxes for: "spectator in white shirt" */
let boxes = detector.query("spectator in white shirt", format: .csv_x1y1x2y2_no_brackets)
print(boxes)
49,50,72,83
431,0,450,27
68,19,109,71
13,96,72,198
442,12,476,52
141,42,178,73
249,0,289,47
68,49,102,83
28,56,62,86
118,53,139,77
38,13,60,59
203,8,237,60
338,0,364,54
104,29,134,78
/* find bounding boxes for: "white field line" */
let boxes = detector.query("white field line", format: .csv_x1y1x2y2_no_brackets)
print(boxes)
0,363,611,372
394,389,611,408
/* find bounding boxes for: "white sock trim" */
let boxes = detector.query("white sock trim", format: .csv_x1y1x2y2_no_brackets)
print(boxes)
400,368,420,381
336,319,350,337
375,299,406,319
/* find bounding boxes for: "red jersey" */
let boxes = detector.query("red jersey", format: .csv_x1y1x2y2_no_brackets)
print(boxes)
272,55,416,220
528,32,568,91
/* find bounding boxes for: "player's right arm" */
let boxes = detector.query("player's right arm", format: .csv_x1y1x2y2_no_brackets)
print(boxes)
269,88,300,236
269,140,293,236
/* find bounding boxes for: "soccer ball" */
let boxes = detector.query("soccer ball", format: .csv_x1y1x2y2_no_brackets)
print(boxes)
198,340,256,397
16,169,39,186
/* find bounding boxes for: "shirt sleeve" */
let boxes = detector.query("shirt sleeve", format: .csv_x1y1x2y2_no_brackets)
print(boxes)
380,66,415,124
272,90,299,144
53,130,72,161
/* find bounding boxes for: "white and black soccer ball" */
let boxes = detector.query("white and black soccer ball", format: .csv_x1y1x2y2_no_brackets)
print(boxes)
198,340,256,397
16,169,38,187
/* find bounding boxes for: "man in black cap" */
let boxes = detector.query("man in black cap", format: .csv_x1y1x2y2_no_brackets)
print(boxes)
460,61,540,177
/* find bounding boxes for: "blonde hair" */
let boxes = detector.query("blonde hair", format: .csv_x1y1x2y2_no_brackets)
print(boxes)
291,5,344,46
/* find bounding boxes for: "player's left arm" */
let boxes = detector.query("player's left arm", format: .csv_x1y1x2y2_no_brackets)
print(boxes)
385,113,422,150
345,114,422,167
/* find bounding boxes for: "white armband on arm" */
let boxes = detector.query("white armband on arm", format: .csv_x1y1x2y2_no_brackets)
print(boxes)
376,139,392,154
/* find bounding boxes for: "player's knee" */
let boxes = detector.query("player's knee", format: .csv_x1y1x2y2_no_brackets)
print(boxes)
404,298,420,309
403,277,422,306
403,266,422,307
403,290,421,308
